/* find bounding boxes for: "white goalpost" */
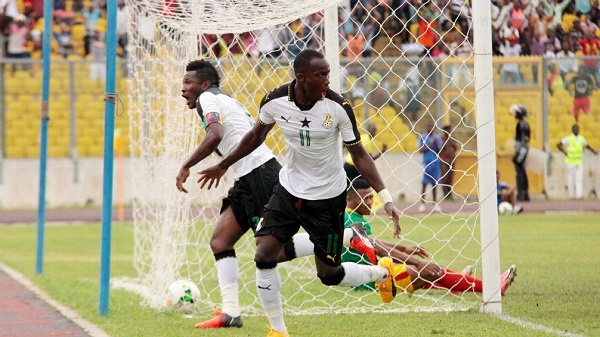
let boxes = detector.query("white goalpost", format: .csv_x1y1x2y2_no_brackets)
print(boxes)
115,0,500,316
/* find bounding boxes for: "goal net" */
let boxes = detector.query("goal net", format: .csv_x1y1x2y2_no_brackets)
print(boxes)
118,0,498,316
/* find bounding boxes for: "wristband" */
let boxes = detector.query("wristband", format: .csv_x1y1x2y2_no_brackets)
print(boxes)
378,188,393,204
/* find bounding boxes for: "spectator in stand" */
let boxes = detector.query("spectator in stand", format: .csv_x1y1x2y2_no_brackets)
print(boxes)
398,63,422,121
549,0,573,29
578,30,600,84
417,0,439,56
82,4,100,57
548,63,567,95
561,4,579,32
429,43,448,59
450,0,471,28
54,20,75,58
88,30,105,80
499,17,520,41
493,0,514,32
7,14,30,71
556,39,578,83
510,0,528,33
568,66,595,121
241,32,259,57
116,0,130,58
544,27,562,52
255,25,285,60
569,17,585,41
523,28,544,83
346,27,366,64
580,14,599,36
279,19,308,59
544,38,558,59
499,34,523,85
557,124,598,199
576,0,592,14
439,125,458,200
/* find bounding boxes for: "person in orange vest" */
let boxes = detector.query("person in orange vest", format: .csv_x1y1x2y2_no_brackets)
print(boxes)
557,124,598,199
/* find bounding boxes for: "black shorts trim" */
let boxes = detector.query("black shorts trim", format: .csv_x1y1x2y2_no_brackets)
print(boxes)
221,158,281,232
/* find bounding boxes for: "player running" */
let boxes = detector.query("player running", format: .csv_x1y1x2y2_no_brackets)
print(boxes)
198,49,401,337
177,60,371,329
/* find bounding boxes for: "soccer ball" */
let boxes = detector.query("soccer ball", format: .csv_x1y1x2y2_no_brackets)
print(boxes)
165,280,200,313
498,202,513,215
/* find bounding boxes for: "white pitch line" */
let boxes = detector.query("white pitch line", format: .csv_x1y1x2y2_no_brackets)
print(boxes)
493,313,584,337
0,261,110,337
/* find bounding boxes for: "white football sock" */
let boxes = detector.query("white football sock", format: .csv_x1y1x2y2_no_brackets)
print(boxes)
342,227,353,246
256,267,286,334
216,257,240,317
291,232,313,257
338,262,388,287
291,229,353,258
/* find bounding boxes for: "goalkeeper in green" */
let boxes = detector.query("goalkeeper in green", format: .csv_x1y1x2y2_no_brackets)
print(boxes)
343,179,517,295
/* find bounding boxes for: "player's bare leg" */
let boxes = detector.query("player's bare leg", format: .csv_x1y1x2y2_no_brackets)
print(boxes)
195,206,245,328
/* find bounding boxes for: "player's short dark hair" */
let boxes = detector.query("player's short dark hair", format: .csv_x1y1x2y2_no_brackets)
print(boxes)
185,60,220,87
348,178,371,195
293,49,325,75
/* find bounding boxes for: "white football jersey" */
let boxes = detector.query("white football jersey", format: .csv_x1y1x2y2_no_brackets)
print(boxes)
259,81,360,200
196,87,274,179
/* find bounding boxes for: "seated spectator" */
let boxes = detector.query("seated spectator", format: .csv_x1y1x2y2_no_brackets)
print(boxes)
497,170,524,215
54,21,75,57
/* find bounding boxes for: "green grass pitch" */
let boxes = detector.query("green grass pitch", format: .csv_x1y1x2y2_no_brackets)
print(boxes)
0,213,598,336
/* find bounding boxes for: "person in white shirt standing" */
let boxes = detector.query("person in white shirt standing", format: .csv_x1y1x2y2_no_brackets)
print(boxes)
557,124,598,199
199,50,401,337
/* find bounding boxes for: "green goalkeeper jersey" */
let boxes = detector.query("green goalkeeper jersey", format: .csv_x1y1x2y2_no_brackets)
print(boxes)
342,208,375,290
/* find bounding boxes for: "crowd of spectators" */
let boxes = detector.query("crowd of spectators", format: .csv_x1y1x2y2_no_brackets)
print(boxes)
2,0,600,81
0,0,123,60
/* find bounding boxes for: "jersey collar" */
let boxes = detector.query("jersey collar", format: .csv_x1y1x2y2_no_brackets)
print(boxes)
288,80,317,111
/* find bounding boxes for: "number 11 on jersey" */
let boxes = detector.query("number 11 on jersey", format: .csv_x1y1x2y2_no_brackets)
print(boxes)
299,130,311,146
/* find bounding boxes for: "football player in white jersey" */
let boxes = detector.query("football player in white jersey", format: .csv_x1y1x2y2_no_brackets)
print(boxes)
177,60,372,330
199,50,402,337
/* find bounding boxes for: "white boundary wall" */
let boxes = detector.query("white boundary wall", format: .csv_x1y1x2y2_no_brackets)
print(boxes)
0,153,598,209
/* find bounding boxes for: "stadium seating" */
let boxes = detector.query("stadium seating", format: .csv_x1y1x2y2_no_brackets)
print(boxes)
2,55,598,158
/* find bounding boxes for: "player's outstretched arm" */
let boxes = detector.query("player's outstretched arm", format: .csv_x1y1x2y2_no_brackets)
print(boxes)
198,121,274,190
347,143,400,237
176,123,224,193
